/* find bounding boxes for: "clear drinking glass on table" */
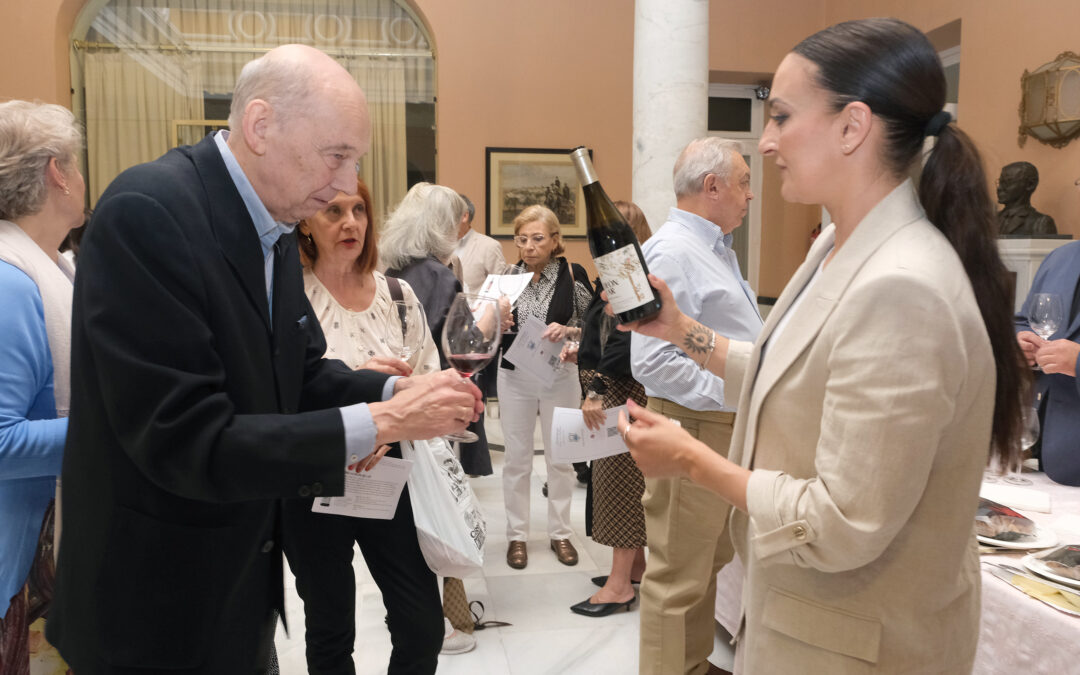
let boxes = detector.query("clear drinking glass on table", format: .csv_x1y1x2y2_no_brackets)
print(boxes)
385,300,427,364
1002,407,1040,486
441,293,502,443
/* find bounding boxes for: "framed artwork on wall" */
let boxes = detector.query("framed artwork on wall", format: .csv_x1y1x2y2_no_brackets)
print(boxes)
485,147,591,238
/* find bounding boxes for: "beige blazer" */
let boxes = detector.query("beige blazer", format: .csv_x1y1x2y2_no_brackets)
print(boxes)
726,181,994,673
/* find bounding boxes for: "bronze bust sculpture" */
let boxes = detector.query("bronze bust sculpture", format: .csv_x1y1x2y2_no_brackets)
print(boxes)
996,161,1057,236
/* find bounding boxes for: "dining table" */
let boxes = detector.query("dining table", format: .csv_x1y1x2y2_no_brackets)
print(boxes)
712,469,1080,673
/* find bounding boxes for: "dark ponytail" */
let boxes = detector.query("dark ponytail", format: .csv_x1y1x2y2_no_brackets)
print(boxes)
794,18,1027,466
920,125,1028,465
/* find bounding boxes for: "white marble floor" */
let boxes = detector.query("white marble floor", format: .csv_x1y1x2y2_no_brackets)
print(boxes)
274,410,643,674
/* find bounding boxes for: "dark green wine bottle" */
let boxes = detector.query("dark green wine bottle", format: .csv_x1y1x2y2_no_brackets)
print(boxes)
569,146,661,323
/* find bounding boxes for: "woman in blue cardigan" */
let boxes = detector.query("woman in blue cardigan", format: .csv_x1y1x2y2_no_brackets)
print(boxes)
0,100,85,669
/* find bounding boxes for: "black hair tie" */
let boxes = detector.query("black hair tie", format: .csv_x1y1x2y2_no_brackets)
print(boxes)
925,110,952,137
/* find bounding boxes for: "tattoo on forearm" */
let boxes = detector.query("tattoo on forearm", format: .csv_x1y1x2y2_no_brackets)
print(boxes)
682,323,712,355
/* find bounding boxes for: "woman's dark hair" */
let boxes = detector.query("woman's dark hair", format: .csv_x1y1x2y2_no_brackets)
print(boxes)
59,209,91,258
794,18,1026,466
298,177,379,275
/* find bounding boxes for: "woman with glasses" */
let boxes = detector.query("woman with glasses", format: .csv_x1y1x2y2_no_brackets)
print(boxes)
500,205,592,570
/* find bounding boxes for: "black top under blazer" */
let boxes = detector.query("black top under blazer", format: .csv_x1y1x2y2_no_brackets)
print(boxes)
47,136,390,673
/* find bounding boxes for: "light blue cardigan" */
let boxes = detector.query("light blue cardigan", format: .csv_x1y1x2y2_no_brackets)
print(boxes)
0,260,66,614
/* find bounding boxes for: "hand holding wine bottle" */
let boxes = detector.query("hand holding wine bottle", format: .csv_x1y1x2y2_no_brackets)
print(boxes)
569,146,661,324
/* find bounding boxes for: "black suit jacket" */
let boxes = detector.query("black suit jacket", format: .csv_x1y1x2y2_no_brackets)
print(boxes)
47,136,390,672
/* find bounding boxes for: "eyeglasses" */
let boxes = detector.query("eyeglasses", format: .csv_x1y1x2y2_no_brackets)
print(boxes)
514,234,550,247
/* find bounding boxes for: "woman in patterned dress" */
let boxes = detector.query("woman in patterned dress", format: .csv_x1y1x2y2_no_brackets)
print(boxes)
566,201,652,617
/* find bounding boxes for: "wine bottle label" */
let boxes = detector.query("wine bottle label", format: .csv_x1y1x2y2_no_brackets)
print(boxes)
595,244,652,313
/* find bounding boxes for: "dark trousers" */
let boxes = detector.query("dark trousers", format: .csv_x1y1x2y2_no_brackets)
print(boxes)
282,481,442,675
459,357,497,476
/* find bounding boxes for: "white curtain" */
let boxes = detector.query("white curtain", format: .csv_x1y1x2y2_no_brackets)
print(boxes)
81,0,433,208
84,48,203,203
345,57,408,223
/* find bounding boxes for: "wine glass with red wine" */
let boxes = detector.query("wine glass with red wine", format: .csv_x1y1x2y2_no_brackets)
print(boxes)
440,293,502,443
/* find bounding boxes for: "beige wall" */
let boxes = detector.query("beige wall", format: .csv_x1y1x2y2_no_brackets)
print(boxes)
822,0,1080,240
411,0,635,279
3,0,1079,294
0,0,82,106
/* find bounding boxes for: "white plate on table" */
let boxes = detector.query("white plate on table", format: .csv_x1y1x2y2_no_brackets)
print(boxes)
1022,549,1080,590
977,524,1058,550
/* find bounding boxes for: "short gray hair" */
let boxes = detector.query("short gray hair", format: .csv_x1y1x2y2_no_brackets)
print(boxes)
0,100,83,221
228,52,318,131
460,193,475,223
672,137,742,198
379,182,465,270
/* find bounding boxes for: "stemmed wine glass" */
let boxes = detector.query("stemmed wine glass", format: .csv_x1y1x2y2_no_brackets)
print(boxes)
441,293,502,443
1002,407,1040,486
1029,293,1063,370
496,262,530,332
557,317,583,371
385,300,428,365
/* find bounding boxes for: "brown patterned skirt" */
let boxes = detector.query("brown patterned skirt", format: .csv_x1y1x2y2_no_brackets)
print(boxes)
579,369,648,549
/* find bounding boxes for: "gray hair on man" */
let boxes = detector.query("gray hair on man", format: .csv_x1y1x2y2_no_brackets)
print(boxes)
672,137,742,198
228,50,318,131
379,182,466,270
460,193,475,224
0,100,83,221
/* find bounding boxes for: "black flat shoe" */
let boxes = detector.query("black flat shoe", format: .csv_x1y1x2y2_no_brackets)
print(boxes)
570,595,636,617
591,575,642,588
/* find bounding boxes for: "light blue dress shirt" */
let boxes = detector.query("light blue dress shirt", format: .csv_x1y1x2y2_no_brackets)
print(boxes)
630,208,763,411
213,131,392,461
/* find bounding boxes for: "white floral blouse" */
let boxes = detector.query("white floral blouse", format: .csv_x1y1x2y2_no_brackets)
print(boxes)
304,268,440,375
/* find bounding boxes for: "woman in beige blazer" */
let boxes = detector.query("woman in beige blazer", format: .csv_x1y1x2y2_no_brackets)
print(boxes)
616,18,1026,674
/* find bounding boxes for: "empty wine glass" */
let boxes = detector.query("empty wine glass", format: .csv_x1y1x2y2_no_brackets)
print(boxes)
441,293,502,443
1003,407,1039,486
557,317,583,371
385,300,427,364
495,262,529,333
1029,293,1063,371
1030,293,1063,339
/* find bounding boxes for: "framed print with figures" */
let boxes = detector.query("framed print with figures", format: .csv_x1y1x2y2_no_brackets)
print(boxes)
485,147,591,238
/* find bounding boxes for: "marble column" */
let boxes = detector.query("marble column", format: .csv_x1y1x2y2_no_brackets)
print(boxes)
632,0,709,231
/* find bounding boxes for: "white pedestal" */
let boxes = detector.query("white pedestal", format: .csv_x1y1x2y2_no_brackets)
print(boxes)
998,237,1074,312
632,0,708,232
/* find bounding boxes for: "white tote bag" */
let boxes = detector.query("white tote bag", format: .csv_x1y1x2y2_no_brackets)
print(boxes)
401,437,486,577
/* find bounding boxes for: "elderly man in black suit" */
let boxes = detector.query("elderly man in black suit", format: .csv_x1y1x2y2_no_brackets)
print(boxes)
46,44,482,674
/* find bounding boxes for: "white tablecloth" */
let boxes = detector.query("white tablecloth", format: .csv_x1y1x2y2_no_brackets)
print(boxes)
974,471,1080,674
713,471,1080,672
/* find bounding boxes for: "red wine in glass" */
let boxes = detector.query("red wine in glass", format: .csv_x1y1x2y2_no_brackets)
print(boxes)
440,293,501,443
448,353,492,376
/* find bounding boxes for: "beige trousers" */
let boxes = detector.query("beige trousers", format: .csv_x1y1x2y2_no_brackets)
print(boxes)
639,398,736,675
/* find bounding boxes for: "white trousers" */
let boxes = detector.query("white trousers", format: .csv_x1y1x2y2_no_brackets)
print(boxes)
497,365,580,541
